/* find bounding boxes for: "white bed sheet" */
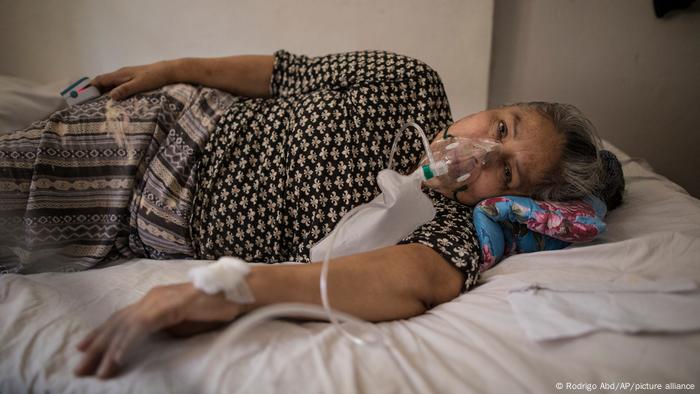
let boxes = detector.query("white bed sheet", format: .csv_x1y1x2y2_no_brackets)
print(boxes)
0,75,68,132
1,142,700,393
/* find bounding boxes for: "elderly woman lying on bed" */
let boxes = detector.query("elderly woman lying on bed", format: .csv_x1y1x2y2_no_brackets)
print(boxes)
0,50,614,378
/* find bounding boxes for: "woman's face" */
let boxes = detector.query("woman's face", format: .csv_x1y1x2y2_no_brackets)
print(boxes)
430,106,564,205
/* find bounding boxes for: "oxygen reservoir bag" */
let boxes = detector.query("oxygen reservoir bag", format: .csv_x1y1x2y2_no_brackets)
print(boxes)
309,168,435,262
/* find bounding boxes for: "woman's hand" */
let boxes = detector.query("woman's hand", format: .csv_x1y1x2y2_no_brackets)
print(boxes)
74,282,241,379
92,55,275,99
91,60,177,101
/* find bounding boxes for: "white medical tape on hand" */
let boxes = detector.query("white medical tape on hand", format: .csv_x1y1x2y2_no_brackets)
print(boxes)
188,257,256,304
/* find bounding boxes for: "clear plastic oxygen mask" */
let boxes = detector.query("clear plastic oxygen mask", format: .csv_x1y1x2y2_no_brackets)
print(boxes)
388,123,501,198
416,136,500,199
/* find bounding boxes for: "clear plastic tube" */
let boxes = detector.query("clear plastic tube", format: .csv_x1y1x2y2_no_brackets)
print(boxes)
214,121,437,349
207,121,438,394
317,121,436,348
388,121,435,172
215,121,496,347
319,199,387,347
201,303,425,394
209,121,434,344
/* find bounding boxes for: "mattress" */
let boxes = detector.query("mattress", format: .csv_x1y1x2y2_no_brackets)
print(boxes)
1,140,699,393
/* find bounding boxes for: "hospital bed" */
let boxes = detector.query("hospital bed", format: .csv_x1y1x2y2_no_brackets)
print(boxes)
1,75,699,393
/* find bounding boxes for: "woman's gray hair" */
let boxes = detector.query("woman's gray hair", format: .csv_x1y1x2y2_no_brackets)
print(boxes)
513,102,603,201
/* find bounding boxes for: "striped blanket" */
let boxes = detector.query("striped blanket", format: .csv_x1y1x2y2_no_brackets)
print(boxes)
0,84,234,273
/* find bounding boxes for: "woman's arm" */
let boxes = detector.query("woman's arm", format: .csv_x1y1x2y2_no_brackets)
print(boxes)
171,55,273,97
91,55,274,100
270,50,443,98
243,243,464,321
74,243,464,378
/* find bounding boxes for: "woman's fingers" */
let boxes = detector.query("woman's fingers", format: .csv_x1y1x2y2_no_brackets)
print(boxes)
113,322,149,365
95,322,146,379
108,80,139,101
91,62,171,101
74,309,133,377
74,320,117,376
76,326,100,352
91,67,151,101
74,283,241,379
74,292,174,378
91,71,132,93
95,329,125,379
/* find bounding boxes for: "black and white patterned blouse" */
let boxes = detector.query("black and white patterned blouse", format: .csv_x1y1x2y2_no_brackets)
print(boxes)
191,50,480,292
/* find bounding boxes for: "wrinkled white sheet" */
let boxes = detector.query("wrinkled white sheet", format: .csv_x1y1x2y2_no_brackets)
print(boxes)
1,142,700,393
508,277,700,341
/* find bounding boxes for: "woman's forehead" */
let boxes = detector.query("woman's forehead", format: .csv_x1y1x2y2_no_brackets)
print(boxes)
516,113,563,185
491,106,556,139
495,105,543,124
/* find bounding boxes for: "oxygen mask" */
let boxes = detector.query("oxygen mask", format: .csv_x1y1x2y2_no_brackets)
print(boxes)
417,136,500,199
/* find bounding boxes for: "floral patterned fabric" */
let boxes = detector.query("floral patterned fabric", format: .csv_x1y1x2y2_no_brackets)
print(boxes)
473,195,607,271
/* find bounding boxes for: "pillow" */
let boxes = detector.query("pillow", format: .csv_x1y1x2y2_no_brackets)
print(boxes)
473,195,608,271
0,75,69,132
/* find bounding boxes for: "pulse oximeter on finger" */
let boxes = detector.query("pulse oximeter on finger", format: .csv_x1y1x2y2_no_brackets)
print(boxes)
60,77,101,106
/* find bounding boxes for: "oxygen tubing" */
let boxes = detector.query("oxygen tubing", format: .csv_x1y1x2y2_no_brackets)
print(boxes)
197,121,438,394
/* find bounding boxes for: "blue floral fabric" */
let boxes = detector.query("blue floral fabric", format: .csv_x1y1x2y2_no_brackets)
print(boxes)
473,195,608,271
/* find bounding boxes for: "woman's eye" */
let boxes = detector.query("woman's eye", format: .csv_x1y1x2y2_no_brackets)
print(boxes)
503,163,512,187
497,121,508,140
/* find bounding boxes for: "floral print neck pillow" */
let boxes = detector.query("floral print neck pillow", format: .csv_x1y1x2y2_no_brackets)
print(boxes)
473,195,608,271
